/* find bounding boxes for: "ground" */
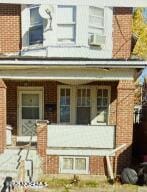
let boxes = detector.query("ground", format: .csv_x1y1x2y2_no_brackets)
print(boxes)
13,179,147,192
14,184,147,192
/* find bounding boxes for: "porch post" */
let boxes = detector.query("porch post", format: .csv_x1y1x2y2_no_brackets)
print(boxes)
116,80,135,174
36,120,48,173
0,79,7,153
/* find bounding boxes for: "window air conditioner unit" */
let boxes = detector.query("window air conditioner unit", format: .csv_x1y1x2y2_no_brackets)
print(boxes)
89,34,106,46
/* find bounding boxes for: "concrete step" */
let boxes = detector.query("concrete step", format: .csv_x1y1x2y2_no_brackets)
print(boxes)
0,148,42,183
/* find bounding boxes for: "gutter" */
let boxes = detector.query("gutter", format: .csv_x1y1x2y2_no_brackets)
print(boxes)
0,59,145,69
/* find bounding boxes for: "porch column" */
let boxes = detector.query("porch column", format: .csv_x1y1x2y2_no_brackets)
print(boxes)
0,79,7,153
36,120,48,173
116,80,135,173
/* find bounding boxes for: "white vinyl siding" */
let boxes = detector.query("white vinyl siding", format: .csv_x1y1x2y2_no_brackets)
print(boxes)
60,156,89,174
57,6,76,43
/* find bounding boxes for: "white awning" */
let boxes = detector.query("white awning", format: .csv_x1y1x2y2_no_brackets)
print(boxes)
0,0,147,7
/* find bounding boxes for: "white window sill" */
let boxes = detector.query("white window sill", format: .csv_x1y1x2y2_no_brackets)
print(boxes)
60,170,89,174
22,43,44,51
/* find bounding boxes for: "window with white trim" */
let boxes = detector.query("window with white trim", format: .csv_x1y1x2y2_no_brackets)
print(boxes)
60,156,89,174
58,86,110,125
29,6,43,45
77,88,91,124
88,6,104,43
59,88,71,123
97,88,109,124
57,6,76,43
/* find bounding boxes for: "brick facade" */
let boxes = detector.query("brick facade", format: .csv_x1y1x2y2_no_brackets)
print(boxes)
0,79,7,153
116,80,135,173
0,4,21,54
37,121,48,173
113,8,133,59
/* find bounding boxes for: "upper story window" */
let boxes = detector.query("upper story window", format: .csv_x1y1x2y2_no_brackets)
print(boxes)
29,6,43,45
89,7,104,36
88,7,105,45
57,6,76,43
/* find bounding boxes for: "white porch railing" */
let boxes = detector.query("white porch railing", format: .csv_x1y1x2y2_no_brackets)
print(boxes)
47,124,115,149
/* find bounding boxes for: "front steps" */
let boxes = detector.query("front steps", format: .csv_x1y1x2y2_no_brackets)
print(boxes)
0,147,43,189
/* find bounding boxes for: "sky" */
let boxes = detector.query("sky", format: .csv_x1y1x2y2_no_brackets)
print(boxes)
139,67,147,83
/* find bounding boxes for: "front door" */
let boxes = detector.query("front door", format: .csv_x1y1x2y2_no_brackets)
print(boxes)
18,90,43,136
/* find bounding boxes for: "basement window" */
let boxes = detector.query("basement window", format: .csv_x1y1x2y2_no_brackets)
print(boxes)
60,156,89,174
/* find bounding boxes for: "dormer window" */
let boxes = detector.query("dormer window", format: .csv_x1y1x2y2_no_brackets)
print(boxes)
57,6,76,43
88,7,104,44
29,6,43,45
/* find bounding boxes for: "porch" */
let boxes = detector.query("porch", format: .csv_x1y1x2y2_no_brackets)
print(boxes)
0,61,136,174
4,79,118,143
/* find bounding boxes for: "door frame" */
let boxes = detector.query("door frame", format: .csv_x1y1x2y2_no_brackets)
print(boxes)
17,87,44,136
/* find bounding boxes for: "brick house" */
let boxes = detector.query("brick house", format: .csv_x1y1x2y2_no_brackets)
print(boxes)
0,0,145,177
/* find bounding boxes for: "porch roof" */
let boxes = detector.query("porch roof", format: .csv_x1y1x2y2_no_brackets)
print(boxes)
0,56,145,69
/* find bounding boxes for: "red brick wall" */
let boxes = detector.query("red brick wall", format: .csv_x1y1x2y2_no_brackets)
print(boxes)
89,156,106,175
0,80,7,153
46,156,59,174
116,80,135,173
113,8,133,59
0,4,21,54
37,121,48,173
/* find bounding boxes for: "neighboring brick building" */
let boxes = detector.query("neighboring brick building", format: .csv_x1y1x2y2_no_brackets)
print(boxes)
0,1,145,177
